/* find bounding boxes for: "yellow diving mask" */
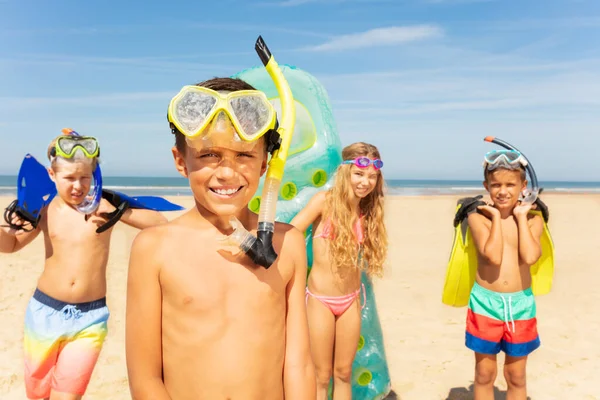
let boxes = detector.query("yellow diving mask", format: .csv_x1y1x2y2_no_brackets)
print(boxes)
168,86,279,148
50,134,100,159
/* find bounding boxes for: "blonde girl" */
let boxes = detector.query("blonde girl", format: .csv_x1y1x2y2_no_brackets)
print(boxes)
291,142,388,400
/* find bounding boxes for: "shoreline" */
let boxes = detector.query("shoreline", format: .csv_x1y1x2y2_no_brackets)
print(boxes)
1,188,599,199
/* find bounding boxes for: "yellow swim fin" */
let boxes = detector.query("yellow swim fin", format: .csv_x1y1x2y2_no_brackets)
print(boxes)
442,196,484,307
442,196,555,307
528,201,555,296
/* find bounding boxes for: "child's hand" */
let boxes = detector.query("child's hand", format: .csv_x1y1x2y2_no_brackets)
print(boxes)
477,204,501,219
513,201,537,218
95,199,117,219
8,214,33,232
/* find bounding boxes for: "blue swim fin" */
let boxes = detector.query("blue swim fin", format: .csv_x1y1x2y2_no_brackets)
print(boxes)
3,154,56,231
4,154,185,233
104,190,185,212
96,189,185,233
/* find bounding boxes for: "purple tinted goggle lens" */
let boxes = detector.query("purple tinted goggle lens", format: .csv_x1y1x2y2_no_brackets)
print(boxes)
343,157,384,170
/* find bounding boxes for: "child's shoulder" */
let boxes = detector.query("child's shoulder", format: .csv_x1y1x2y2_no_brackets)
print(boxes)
467,210,491,226
312,190,328,205
274,220,300,237
131,218,183,250
274,221,305,248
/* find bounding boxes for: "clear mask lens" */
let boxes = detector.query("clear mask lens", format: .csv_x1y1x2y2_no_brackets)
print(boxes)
228,94,273,139
173,90,218,136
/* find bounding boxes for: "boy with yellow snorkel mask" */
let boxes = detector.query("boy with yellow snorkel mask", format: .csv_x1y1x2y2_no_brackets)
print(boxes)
125,37,315,400
0,129,167,400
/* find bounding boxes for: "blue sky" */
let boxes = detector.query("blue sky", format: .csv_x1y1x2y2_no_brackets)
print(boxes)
1,0,598,180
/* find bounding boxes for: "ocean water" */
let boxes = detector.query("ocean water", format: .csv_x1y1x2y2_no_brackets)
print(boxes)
1,175,599,197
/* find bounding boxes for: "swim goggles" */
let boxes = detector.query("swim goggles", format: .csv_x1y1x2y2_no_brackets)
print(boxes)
484,149,528,171
167,86,278,142
50,135,100,159
343,157,384,170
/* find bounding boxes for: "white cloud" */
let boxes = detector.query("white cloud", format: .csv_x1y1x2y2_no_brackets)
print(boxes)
303,25,443,52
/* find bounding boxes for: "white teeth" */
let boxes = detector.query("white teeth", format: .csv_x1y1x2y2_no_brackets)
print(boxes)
213,187,239,195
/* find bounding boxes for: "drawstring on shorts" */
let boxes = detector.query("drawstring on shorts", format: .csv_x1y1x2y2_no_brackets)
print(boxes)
61,305,82,320
501,296,515,333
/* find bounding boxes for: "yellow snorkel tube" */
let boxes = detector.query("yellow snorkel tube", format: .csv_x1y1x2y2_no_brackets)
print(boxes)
225,36,296,268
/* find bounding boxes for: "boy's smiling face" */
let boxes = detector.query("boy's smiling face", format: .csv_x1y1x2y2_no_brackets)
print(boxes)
484,168,527,211
172,116,268,217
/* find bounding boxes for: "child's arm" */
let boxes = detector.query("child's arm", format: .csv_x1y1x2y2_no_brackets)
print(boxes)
283,227,316,400
96,198,167,230
514,207,544,265
469,206,504,267
289,191,326,233
0,214,42,253
119,208,168,230
125,229,172,400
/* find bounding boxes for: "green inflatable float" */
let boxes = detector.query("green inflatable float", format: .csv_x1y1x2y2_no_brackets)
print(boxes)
232,65,392,400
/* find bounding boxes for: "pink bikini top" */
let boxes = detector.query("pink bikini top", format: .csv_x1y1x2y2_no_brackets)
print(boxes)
313,215,365,244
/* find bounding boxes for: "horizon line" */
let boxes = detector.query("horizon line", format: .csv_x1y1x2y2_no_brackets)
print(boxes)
0,175,598,184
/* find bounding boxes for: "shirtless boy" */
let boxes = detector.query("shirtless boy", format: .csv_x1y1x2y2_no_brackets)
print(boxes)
466,149,544,400
125,77,315,400
0,131,166,400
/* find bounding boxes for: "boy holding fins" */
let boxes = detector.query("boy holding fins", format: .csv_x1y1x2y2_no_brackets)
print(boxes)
465,147,545,400
0,129,167,399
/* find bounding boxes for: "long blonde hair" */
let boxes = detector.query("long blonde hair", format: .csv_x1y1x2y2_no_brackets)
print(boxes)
323,142,387,277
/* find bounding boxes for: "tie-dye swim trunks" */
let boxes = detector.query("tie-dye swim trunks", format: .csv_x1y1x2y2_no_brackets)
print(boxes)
23,288,110,399
465,282,540,357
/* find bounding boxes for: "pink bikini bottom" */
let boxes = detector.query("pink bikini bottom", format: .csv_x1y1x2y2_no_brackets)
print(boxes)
305,283,366,317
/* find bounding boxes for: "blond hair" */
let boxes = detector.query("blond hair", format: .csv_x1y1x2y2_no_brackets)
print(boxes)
323,142,387,277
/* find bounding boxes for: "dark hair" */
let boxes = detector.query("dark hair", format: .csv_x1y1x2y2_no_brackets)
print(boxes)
484,166,527,182
170,77,261,155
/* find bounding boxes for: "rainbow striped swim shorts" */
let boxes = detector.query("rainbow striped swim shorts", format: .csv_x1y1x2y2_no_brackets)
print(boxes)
465,282,540,357
23,288,109,399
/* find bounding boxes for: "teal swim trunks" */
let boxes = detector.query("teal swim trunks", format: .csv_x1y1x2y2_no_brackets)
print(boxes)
466,282,540,357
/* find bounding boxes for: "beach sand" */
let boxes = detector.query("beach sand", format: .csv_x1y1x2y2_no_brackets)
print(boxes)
1,193,599,399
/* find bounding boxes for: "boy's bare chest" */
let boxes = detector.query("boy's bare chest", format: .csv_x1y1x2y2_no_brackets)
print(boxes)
161,249,288,314
500,218,519,250
44,210,109,247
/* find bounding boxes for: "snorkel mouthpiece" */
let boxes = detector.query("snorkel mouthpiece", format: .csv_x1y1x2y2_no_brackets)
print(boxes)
222,36,296,269
225,218,278,266
484,136,539,204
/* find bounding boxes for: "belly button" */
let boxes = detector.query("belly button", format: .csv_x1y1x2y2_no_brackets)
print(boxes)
183,296,193,305
503,281,508,286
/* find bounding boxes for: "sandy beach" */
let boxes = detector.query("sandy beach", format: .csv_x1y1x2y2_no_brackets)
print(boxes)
1,193,599,400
